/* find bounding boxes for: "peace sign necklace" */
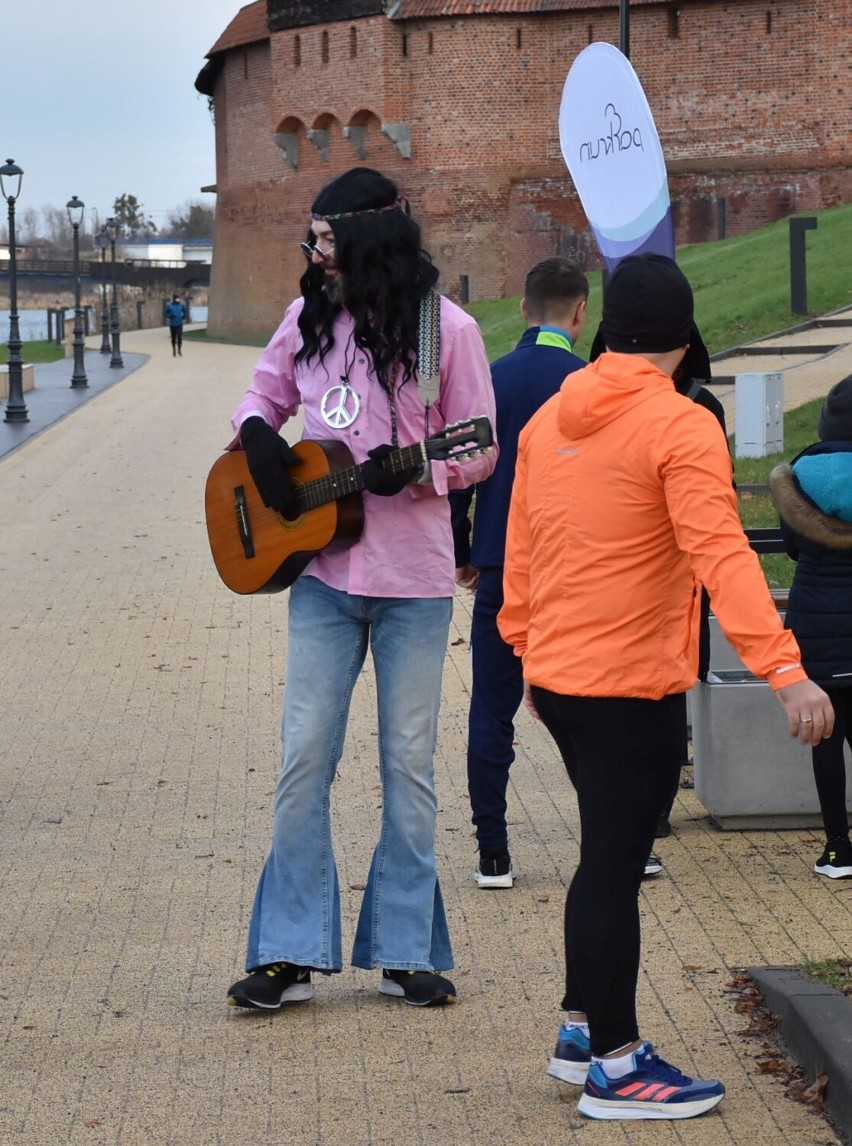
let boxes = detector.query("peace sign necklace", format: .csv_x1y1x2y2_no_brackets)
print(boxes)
321,334,361,429
320,379,361,428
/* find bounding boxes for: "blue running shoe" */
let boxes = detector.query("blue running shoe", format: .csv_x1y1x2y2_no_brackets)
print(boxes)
577,1042,725,1120
546,1023,592,1085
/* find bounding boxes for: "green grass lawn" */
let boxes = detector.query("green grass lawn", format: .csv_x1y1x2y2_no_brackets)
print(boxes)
0,340,65,364
468,202,852,363
733,397,828,588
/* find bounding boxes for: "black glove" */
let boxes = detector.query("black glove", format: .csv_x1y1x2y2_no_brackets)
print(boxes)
240,416,301,516
362,443,421,497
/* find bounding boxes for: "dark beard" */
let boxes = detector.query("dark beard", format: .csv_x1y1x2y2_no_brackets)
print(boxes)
322,276,344,307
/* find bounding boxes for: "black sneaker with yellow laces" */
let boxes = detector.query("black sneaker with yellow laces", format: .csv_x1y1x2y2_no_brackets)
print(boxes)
227,962,314,1009
379,968,457,1006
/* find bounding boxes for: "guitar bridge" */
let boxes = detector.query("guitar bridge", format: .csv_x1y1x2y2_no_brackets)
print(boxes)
234,486,255,559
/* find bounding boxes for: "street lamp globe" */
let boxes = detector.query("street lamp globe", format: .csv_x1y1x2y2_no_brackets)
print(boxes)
66,195,85,228
0,159,23,203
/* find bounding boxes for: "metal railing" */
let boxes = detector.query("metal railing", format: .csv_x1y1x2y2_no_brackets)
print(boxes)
745,527,785,554
0,259,210,287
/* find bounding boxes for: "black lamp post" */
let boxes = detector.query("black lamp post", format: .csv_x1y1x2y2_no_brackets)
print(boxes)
105,216,123,368
1,158,28,423
95,227,111,353
619,0,630,57
67,196,88,388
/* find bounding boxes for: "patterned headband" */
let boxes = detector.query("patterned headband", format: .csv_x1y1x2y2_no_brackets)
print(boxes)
311,195,411,222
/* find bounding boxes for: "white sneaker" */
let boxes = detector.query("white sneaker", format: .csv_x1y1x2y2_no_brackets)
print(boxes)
474,848,514,888
643,853,663,878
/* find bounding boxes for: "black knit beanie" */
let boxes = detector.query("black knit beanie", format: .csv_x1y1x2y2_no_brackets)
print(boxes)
818,376,852,442
601,254,694,354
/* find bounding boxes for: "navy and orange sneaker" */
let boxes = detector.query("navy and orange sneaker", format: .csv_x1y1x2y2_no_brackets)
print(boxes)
547,1023,592,1085
577,1042,725,1120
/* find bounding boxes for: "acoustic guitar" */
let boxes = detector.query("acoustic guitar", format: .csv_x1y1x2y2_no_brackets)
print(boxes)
205,415,493,595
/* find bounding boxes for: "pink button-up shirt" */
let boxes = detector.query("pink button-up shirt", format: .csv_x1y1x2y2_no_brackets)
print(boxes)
231,295,497,598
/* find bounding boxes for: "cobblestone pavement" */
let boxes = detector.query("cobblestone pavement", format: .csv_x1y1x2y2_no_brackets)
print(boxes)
0,324,850,1145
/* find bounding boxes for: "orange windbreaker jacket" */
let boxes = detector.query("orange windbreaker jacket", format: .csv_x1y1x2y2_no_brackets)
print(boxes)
498,353,806,699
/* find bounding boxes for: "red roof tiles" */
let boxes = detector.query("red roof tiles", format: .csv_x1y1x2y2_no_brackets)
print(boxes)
206,0,268,58
390,0,696,16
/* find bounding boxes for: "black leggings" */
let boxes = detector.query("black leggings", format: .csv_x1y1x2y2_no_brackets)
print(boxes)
531,688,683,1056
813,687,852,841
170,324,183,351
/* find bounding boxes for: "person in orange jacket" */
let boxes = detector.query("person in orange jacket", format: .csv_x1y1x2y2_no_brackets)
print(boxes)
498,253,833,1122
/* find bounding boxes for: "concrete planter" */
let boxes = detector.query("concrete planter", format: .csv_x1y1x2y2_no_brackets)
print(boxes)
687,607,786,725
691,670,828,829
690,597,846,830
0,363,34,399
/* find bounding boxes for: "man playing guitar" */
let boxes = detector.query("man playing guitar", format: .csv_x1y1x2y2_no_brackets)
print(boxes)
226,167,496,1011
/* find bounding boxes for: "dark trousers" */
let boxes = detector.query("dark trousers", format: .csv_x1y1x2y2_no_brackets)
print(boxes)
660,588,712,820
661,691,688,819
813,687,852,841
170,324,183,352
467,567,524,851
531,687,683,1057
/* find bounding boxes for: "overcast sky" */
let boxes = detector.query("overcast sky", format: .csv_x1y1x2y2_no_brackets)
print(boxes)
3,0,247,231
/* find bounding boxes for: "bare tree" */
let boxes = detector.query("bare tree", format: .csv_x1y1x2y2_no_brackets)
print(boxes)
19,208,40,244
164,201,214,240
41,206,70,248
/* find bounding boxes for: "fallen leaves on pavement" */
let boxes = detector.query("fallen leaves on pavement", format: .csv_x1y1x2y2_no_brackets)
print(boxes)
725,971,830,1115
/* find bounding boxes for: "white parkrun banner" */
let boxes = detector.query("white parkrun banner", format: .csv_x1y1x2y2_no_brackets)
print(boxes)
559,42,674,272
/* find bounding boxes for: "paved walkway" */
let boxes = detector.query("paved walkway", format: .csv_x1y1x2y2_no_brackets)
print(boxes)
0,345,149,460
711,306,852,431
1,322,851,1145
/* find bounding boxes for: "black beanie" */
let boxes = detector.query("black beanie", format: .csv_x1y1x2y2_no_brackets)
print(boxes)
601,254,694,354
818,376,852,442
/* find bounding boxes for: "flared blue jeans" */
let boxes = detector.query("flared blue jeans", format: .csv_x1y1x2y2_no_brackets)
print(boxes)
245,575,454,973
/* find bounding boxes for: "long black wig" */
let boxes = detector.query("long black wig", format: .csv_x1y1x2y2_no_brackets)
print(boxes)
296,167,439,393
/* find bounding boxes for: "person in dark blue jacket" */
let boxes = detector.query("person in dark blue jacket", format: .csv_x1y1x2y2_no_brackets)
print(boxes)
770,375,852,878
165,294,187,356
451,257,588,887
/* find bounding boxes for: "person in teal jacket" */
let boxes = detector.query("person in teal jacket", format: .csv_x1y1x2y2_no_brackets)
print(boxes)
165,294,186,356
770,376,852,879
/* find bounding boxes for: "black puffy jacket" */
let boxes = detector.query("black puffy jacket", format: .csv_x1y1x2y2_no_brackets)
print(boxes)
769,440,852,687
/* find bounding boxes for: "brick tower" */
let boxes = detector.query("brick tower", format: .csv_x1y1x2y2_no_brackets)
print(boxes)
197,1,851,339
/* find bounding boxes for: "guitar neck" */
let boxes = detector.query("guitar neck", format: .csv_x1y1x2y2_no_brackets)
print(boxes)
291,442,427,513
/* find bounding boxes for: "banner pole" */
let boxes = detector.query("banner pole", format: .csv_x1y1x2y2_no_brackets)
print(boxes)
619,0,630,58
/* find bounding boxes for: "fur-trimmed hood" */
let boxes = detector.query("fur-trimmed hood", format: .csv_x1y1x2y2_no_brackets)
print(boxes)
769,463,852,551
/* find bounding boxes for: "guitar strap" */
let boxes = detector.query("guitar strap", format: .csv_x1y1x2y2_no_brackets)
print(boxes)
416,290,441,408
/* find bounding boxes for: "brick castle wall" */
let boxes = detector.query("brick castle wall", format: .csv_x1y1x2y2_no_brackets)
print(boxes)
207,0,851,339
